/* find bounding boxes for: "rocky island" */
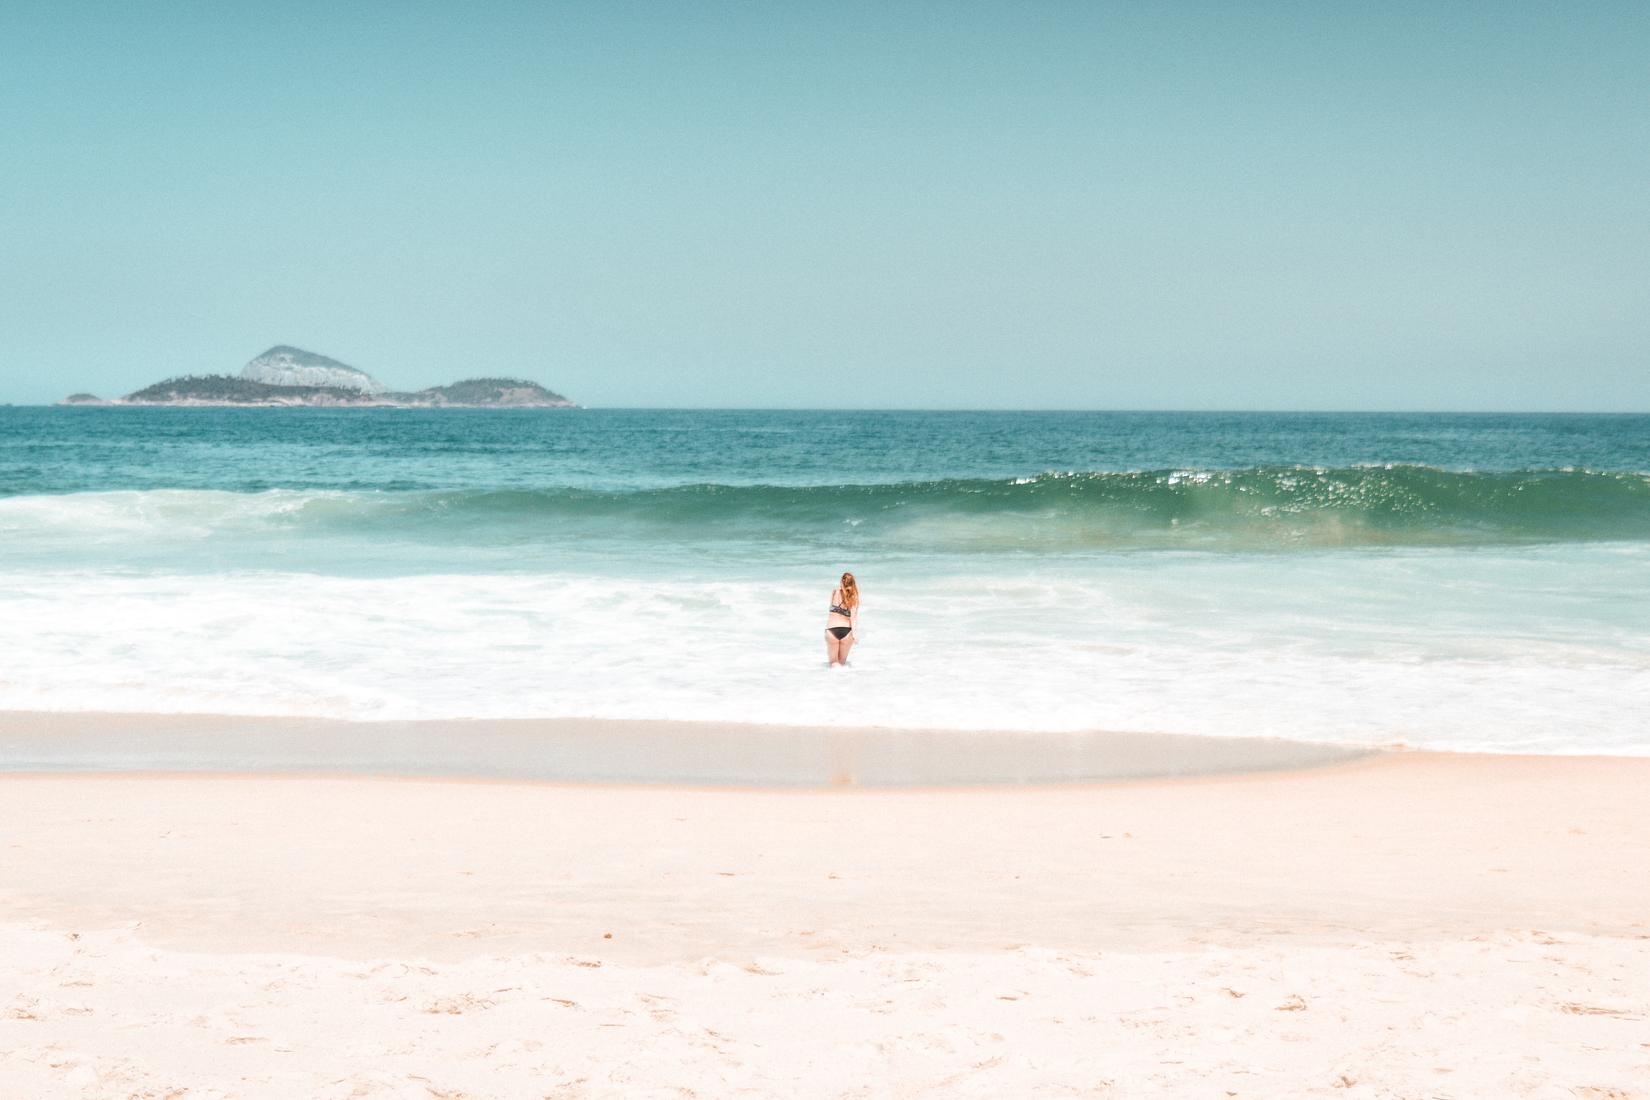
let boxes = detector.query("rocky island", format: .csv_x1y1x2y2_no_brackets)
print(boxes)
62,346,576,408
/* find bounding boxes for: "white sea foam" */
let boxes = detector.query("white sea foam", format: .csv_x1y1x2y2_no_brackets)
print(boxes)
3,544,1647,755
0,488,347,541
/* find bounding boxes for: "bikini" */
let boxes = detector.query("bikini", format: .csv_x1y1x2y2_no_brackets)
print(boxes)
827,593,853,639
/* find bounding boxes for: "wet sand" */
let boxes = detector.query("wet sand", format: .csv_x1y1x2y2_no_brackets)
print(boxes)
0,710,1369,786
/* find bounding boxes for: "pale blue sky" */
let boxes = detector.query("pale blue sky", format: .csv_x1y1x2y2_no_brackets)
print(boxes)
2,2,1646,408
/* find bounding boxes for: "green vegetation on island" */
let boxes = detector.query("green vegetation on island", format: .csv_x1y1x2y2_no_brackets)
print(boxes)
125,375,366,405
118,373,576,407
61,346,577,407
415,378,573,406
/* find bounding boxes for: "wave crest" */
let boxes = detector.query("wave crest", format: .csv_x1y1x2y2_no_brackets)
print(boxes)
4,466,1649,551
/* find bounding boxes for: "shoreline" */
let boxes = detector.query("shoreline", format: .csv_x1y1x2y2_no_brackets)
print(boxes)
0,710,1381,787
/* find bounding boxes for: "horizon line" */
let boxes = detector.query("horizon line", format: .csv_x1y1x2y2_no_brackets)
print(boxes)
7,402,1650,416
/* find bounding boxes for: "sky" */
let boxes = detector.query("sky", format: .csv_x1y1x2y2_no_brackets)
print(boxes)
1,1,1646,409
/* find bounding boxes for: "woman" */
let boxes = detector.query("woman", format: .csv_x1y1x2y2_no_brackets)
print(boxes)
824,571,861,667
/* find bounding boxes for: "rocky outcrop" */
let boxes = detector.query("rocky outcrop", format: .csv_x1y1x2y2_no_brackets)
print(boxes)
113,372,577,408
64,346,578,408
240,346,386,394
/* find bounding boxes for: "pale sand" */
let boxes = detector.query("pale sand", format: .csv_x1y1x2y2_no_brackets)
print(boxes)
2,751,1648,1097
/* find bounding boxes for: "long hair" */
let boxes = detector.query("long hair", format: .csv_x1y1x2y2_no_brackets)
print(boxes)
838,572,860,609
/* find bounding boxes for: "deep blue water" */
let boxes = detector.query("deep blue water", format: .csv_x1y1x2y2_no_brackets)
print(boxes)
5,407,1648,495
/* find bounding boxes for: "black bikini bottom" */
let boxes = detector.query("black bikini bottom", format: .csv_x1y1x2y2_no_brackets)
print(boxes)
827,626,852,640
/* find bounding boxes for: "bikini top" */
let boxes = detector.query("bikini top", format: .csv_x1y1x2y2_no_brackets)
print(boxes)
829,590,852,616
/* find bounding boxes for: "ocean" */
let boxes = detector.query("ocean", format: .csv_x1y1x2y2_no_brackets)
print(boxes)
3,407,1647,755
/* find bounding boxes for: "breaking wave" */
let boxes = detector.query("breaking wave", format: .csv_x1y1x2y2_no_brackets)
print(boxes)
4,466,1650,552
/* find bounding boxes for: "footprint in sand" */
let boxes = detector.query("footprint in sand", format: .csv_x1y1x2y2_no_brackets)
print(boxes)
1559,1002,1641,1019
422,994,496,1015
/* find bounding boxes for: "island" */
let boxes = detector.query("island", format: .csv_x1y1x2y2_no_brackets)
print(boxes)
60,345,576,408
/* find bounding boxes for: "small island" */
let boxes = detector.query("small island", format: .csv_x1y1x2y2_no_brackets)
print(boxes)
61,345,576,408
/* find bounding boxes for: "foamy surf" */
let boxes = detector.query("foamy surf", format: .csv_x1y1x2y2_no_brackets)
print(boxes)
1,547,1645,755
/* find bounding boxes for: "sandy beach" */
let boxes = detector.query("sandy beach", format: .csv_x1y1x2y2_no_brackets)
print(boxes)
10,0,1650,1093
3,728,1647,1098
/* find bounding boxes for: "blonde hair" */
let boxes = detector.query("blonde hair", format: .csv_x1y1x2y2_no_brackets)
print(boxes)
838,572,860,609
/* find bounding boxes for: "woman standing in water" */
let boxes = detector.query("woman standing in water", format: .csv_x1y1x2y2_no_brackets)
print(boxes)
825,571,860,667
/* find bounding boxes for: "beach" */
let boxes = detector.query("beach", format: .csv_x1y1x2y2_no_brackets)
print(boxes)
9,0,1650,1090
4,411,1648,1095
4,733,1647,1098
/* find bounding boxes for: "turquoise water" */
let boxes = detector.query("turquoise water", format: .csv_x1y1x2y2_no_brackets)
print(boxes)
2,407,1647,753
9,407,1650,493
